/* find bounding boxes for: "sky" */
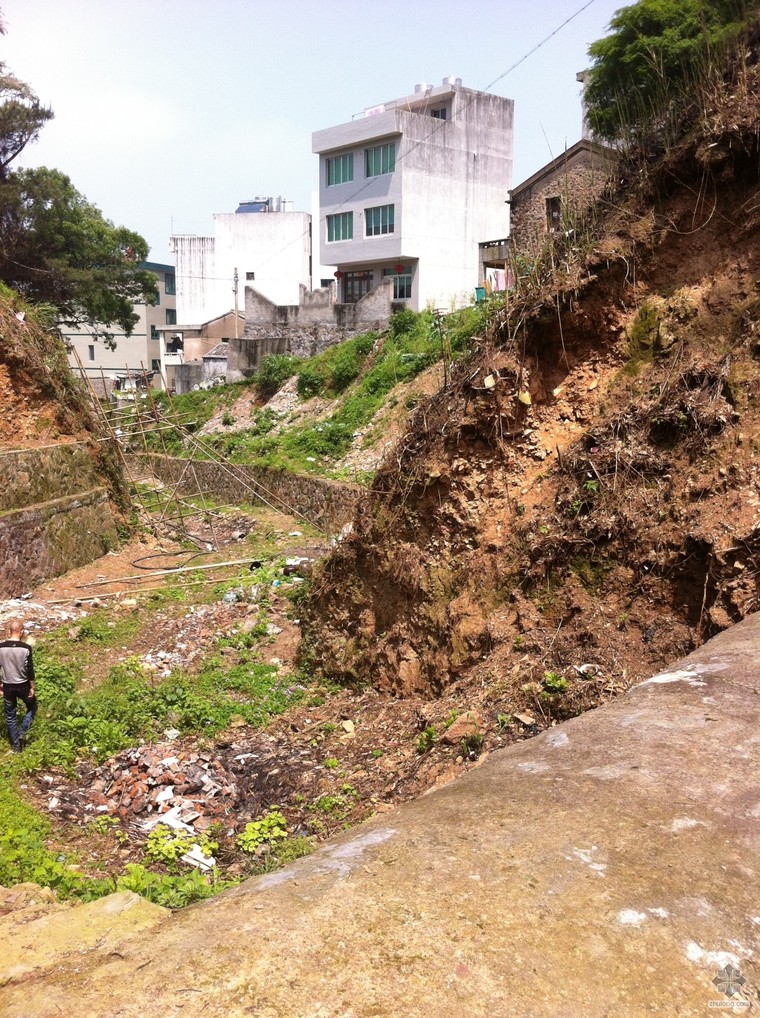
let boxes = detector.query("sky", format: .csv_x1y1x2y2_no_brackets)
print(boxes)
2,0,624,264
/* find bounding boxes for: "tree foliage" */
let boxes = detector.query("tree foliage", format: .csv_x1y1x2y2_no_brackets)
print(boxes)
0,167,157,345
0,34,156,347
0,64,53,180
585,0,751,140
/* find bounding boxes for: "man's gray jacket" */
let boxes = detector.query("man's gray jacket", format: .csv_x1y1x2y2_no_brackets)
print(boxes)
0,640,35,686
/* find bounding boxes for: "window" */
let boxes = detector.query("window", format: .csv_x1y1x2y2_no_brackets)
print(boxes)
327,212,353,242
150,325,159,341
365,142,395,177
245,271,255,280
383,265,412,300
326,153,353,186
154,289,160,305
343,270,373,303
431,108,447,120
365,204,394,236
165,309,177,325
88,345,95,361
546,196,562,233
164,273,176,295
151,359,160,371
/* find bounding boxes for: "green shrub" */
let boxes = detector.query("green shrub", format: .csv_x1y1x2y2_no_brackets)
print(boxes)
256,354,301,398
237,809,288,853
297,365,323,399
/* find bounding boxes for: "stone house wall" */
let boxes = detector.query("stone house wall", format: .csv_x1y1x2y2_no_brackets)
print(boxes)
510,141,616,261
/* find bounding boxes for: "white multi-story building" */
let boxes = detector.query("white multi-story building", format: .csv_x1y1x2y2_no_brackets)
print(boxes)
171,197,312,325
64,260,176,391
312,77,514,311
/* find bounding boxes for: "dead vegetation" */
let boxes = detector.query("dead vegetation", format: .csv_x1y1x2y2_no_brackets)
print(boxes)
303,45,760,723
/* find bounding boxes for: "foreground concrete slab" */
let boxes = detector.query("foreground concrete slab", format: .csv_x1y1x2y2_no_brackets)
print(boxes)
2,617,759,1016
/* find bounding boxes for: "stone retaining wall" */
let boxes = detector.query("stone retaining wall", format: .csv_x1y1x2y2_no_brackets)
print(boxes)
133,453,362,533
0,442,120,596
0,487,118,597
0,442,104,513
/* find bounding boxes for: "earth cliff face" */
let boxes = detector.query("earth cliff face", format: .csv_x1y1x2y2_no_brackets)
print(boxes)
303,65,760,709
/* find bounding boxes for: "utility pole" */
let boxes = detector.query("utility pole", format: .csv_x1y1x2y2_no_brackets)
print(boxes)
233,267,239,339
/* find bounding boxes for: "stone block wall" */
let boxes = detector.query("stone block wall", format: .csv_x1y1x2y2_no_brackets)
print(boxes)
510,143,616,261
0,443,119,596
133,453,361,534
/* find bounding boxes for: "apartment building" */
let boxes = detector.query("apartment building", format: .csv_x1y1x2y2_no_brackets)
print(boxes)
171,197,312,325
312,77,514,311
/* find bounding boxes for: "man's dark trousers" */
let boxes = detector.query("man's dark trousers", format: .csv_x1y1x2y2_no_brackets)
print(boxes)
3,681,37,748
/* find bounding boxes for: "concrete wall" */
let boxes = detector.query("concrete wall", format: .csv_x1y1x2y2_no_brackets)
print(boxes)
134,454,361,534
172,213,312,325
0,443,119,597
509,143,615,260
173,357,227,395
226,279,394,381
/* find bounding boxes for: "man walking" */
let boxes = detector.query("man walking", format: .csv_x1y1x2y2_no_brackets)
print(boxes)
0,619,37,753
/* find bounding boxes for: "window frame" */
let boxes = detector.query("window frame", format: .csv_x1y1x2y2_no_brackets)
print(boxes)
326,211,353,243
546,196,562,233
365,142,396,177
164,273,176,295
383,265,412,300
165,309,177,326
326,153,354,186
365,204,395,237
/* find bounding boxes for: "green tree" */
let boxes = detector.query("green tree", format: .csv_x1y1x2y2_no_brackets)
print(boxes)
0,64,53,180
0,167,157,346
585,0,751,141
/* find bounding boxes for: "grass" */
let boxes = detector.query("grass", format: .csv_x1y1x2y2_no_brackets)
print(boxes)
135,306,488,480
0,571,311,908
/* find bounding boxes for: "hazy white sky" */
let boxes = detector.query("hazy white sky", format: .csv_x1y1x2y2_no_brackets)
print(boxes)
2,0,623,263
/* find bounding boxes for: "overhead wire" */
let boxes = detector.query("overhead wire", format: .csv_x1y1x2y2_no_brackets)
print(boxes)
187,0,599,285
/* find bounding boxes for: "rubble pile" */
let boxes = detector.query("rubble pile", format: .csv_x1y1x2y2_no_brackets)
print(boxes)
89,744,238,829
41,733,328,840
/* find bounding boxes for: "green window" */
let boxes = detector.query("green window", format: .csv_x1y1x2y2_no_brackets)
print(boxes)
327,153,354,186
383,265,412,299
327,212,353,242
164,273,176,295
165,309,177,325
365,204,394,237
365,142,396,177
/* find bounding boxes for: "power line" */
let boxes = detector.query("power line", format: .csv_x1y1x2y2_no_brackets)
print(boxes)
177,0,598,289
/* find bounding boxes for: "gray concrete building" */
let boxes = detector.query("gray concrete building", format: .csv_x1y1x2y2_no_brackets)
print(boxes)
312,77,514,311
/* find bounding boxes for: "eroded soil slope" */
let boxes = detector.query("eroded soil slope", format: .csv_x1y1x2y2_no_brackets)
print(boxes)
305,89,760,720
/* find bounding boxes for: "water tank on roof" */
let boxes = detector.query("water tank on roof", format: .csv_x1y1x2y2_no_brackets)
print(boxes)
414,82,430,93
442,75,462,86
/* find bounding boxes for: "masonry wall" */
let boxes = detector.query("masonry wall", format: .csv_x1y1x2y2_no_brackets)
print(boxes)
510,149,614,260
134,453,361,533
0,443,119,597
226,280,394,381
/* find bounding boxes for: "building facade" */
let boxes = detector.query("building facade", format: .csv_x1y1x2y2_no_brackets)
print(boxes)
508,139,616,260
171,197,312,325
312,77,514,311
64,261,176,393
